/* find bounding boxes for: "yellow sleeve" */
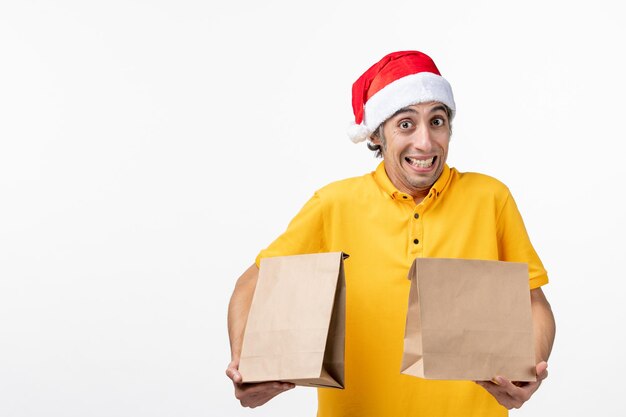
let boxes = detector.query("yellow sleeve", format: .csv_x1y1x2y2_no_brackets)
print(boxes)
496,191,549,289
255,192,325,267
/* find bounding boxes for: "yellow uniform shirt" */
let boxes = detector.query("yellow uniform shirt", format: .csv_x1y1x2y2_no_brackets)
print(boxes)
256,162,548,417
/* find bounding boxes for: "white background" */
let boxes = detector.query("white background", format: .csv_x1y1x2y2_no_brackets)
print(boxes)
1,1,624,416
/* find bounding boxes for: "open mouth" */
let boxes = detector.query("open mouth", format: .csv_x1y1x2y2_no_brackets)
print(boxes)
405,156,436,169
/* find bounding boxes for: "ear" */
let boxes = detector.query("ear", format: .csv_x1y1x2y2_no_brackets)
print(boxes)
370,134,381,146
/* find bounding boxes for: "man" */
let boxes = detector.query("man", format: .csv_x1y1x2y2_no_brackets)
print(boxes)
226,50,555,416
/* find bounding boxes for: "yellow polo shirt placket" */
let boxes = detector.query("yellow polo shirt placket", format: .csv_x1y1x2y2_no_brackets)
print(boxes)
377,162,452,262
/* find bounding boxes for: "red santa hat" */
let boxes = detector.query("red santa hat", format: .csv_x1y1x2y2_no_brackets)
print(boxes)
348,50,456,143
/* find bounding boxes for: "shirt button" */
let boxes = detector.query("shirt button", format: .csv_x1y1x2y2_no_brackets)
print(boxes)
413,239,419,244
402,196,408,199
414,213,419,219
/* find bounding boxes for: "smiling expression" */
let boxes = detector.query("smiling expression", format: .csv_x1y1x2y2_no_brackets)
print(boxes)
372,101,451,202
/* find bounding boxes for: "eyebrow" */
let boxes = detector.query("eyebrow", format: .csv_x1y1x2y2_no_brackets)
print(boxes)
389,107,418,119
390,105,448,119
430,105,448,115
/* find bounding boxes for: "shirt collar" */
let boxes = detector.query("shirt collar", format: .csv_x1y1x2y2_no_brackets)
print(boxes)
373,161,452,201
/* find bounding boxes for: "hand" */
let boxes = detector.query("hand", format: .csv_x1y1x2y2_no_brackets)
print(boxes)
475,361,548,410
225,359,295,408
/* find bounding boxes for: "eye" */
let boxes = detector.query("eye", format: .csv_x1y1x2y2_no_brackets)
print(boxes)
399,120,413,129
432,117,445,127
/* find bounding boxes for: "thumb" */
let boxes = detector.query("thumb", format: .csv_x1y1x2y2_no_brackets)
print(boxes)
535,361,548,379
226,361,243,384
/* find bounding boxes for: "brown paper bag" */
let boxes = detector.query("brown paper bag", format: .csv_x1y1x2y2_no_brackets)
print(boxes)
238,252,347,388
401,258,536,382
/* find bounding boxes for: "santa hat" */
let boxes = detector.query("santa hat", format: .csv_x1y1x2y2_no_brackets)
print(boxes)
348,50,456,143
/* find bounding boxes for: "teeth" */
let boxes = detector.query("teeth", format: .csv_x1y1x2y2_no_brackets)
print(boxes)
407,156,434,168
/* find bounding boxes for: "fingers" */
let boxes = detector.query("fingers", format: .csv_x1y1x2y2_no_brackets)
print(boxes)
235,381,295,408
225,360,295,408
475,381,514,409
476,370,547,410
493,376,522,397
475,380,526,409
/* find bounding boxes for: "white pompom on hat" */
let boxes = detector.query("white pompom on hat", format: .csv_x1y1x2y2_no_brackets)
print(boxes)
348,51,456,143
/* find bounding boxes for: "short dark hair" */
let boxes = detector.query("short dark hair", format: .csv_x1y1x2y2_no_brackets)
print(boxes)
367,125,386,158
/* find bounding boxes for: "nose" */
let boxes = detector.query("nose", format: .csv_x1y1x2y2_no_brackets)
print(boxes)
410,125,434,152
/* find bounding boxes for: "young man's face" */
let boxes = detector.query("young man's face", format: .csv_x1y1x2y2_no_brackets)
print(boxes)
372,101,451,201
